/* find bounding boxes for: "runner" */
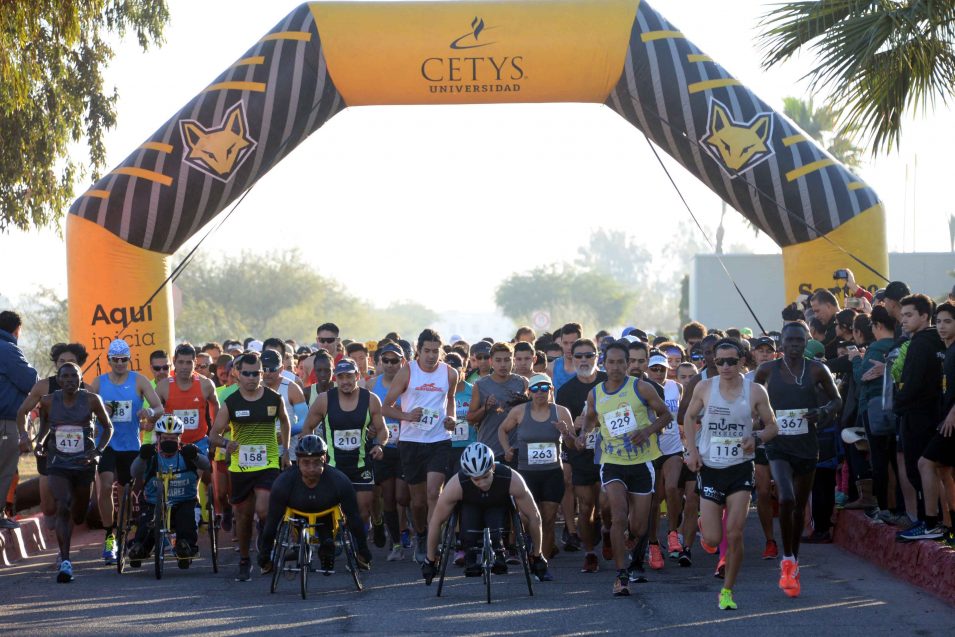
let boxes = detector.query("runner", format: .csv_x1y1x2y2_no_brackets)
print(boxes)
754,322,841,598
465,341,492,383
549,323,583,392
261,349,307,462
684,338,778,610
88,339,163,565
555,337,607,572
304,350,334,403
445,352,476,474
302,358,389,537
382,329,457,563
746,336,780,559
195,352,214,381
209,352,292,581
469,342,529,467
579,341,672,597
513,341,536,380
499,373,576,576
212,354,237,532
35,362,113,582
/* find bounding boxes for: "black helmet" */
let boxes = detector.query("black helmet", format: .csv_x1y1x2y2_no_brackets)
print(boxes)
295,434,328,458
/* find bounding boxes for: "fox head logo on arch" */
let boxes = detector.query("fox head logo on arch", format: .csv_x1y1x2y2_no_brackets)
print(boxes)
700,98,775,177
179,101,257,182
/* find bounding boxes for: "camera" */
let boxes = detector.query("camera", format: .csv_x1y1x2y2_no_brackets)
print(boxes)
833,269,849,280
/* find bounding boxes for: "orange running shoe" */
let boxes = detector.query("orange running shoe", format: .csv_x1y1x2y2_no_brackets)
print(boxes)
779,558,797,592
762,539,778,560
667,530,682,558
784,562,801,597
714,555,726,579
649,543,664,570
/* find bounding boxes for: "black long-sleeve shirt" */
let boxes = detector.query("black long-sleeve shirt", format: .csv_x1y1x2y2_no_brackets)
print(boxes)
260,464,368,557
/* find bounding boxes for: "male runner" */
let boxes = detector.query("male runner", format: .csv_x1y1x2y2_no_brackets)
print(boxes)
261,349,307,462
469,342,529,464
513,341,536,380
646,353,684,566
549,323,583,392
746,336,780,559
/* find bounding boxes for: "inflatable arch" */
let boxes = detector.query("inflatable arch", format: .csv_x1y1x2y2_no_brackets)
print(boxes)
68,0,887,372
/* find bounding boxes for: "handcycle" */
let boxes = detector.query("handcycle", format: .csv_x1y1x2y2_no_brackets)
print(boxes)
269,506,363,598
435,499,534,603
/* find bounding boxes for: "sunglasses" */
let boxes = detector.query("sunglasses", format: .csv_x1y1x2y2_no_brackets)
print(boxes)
240,370,261,377
529,383,552,393
690,353,703,361
152,364,170,372
573,352,596,360
649,365,667,372
196,364,209,370
714,357,740,367
110,357,130,363
381,357,401,365
546,355,559,362
318,337,338,344
263,366,280,373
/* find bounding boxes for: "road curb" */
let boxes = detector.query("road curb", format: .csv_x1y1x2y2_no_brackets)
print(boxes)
833,509,955,606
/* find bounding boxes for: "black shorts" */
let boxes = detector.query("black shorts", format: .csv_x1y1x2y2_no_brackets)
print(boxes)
697,461,755,506
336,463,375,492
922,430,955,467
766,448,817,477
653,452,683,474
373,446,403,484
600,462,654,495
679,461,697,486
399,440,451,485
229,468,279,504
567,449,600,486
36,453,48,477
97,448,138,484
754,447,769,466
521,468,565,504
447,446,465,477
47,466,96,488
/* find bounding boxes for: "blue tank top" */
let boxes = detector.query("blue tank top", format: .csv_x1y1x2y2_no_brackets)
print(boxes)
372,375,400,448
97,372,145,452
452,381,476,448
552,357,576,392
143,452,200,506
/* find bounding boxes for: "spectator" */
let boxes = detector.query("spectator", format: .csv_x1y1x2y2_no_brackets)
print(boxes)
681,321,706,349
882,281,911,326
0,310,39,529
810,289,840,358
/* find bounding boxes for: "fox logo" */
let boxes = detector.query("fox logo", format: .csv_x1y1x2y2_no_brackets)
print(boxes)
700,99,775,177
178,101,257,182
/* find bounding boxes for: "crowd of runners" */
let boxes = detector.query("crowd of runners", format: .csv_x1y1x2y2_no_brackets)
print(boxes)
0,270,953,611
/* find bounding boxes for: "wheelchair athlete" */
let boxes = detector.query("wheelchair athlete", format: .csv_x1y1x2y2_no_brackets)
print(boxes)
422,442,548,583
258,435,373,573
128,415,210,566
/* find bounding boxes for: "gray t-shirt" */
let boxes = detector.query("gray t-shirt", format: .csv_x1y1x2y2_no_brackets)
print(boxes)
475,374,528,456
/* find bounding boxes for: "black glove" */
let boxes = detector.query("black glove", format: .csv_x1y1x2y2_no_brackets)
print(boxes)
422,559,437,585
530,554,548,579
180,443,199,462
139,443,156,460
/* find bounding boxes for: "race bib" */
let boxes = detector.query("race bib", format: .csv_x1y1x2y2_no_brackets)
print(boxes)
527,442,557,465
662,420,678,435
386,423,400,445
585,429,598,450
708,436,743,467
112,400,133,423
174,409,200,430
413,408,440,431
333,429,361,451
451,421,470,442
54,426,84,454
238,444,268,468
605,404,636,437
776,409,809,436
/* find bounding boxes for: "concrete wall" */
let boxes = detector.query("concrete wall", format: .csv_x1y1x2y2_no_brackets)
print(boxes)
690,252,954,332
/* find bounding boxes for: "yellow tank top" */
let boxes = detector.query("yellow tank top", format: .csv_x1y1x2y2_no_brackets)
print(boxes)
595,378,660,465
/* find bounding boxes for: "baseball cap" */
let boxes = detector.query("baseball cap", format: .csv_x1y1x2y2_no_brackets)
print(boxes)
246,339,263,353
450,334,462,343
527,373,552,388
629,328,649,343
378,343,404,358
621,326,637,338
754,336,776,351
883,281,910,302
740,327,754,338
874,288,887,302
841,427,867,445
648,354,670,369
260,349,281,369
471,341,492,355
107,339,131,358
805,340,825,360
334,359,359,376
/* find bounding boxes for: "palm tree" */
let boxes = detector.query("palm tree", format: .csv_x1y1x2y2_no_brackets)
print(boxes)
782,97,863,170
758,1,955,154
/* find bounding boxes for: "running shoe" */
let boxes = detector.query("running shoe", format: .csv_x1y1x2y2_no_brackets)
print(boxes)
400,529,412,549
102,534,117,565
581,552,600,573
666,530,682,559
235,558,252,582
464,549,482,577
648,542,664,570
714,555,726,579
414,533,427,564
387,544,404,562
897,522,945,542
779,558,797,593
453,549,466,566
627,561,648,584
718,588,737,610
762,539,779,559
536,568,554,582
613,571,630,596
320,539,336,574
834,491,848,509
56,559,74,583
563,532,582,552
602,530,613,561
492,550,509,575
787,568,801,598
372,521,387,548
678,547,692,567
0,516,20,529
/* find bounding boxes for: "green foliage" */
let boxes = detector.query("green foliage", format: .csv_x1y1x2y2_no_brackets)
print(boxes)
782,97,863,169
0,1,170,233
759,0,955,154
16,287,70,377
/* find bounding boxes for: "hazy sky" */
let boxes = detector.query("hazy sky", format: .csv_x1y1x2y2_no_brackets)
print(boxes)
2,0,953,314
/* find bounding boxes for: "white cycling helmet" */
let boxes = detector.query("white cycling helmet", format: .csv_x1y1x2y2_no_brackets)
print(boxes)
460,442,495,477
154,414,184,435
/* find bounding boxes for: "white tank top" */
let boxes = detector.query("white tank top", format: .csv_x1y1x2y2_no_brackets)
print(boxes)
399,361,451,443
699,376,755,469
658,379,683,455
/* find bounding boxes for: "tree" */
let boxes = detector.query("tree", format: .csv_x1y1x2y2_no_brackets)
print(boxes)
17,287,70,377
0,2,170,232
759,1,955,153
782,97,863,169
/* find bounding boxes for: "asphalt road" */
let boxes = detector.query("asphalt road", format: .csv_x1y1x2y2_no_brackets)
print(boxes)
2,512,952,636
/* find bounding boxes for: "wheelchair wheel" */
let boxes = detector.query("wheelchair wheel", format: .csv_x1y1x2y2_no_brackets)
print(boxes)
435,510,457,597
340,525,363,592
154,493,166,580
511,509,534,596
482,527,492,604
205,484,218,574
270,520,290,594
115,483,132,575
299,526,311,599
